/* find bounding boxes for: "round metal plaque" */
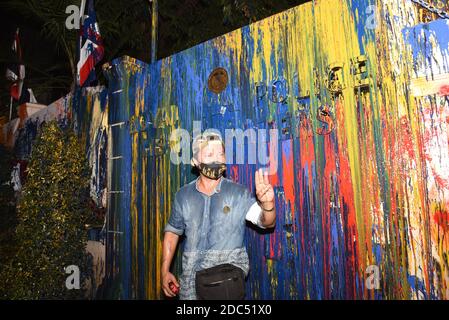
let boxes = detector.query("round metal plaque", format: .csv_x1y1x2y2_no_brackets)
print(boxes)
208,67,228,94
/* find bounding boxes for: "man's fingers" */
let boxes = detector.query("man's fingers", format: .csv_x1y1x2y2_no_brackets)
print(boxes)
258,185,267,194
162,274,177,297
256,169,260,183
170,277,180,288
167,288,175,297
163,287,174,297
263,171,269,184
256,185,267,196
257,185,270,199
256,169,273,200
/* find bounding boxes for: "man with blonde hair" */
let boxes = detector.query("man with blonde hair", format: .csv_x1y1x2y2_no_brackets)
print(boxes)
161,131,275,300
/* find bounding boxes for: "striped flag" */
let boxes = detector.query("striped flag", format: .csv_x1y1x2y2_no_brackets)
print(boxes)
77,0,104,87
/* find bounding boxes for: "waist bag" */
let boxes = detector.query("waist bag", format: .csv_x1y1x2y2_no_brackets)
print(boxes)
195,263,245,300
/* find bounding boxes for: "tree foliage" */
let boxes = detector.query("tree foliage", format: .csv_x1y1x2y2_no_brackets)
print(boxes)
0,122,92,299
0,145,17,298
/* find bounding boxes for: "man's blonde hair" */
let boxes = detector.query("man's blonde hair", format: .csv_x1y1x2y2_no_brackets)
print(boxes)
191,131,225,166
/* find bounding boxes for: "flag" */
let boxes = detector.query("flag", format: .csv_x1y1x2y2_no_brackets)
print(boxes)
10,82,23,101
5,28,25,100
18,87,38,105
77,0,104,87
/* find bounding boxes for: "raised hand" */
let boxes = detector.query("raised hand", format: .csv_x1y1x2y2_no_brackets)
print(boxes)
255,168,275,204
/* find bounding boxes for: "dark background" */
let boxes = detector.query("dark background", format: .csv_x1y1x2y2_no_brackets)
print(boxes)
0,0,308,119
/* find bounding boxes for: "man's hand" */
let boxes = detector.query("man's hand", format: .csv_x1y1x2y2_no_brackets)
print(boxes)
162,271,180,297
255,168,276,228
162,231,180,297
255,168,274,204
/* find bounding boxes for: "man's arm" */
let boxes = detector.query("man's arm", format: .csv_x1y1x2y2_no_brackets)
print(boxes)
259,200,276,228
161,231,180,297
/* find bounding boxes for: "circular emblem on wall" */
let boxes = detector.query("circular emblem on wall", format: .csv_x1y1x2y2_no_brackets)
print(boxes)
208,67,228,94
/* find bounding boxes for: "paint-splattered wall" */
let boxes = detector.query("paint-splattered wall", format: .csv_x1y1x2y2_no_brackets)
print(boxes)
72,86,109,298
87,0,449,299
7,96,71,159
73,87,109,208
